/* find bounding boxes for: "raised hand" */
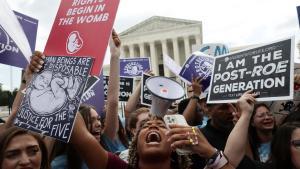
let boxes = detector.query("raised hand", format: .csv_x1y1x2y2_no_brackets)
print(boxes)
166,124,216,159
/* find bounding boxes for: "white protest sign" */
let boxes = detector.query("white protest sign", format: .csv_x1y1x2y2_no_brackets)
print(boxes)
163,54,182,76
0,0,32,62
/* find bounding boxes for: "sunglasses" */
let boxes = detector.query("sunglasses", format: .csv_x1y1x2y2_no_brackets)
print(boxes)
291,140,300,149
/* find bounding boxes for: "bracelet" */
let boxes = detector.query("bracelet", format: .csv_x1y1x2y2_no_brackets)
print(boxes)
205,151,228,169
191,95,200,101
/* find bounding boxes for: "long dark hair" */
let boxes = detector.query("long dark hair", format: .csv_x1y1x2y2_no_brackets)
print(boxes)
248,103,275,162
271,122,300,169
0,127,50,169
128,116,191,169
50,104,97,169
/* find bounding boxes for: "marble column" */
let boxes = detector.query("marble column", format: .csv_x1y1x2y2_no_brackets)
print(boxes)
139,43,145,57
161,40,170,77
149,41,158,75
184,36,190,59
129,45,134,58
172,38,180,65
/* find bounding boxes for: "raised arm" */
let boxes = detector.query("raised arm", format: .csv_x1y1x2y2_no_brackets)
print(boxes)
124,71,153,125
102,29,121,139
124,80,141,120
224,90,257,168
71,113,108,169
183,76,203,125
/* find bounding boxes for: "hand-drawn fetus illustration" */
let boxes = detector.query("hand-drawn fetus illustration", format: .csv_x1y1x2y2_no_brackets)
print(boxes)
28,71,82,115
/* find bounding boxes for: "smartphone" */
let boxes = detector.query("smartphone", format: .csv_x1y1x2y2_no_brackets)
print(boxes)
163,114,191,155
163,114,188,128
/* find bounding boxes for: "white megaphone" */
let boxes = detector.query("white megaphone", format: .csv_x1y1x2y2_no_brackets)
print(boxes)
146,76,185,117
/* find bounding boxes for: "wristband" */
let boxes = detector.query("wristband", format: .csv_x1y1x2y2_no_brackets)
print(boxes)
205,151,228,169
191,95,200,102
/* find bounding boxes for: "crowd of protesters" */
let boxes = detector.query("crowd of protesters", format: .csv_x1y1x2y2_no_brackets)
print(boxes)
0,30,299,169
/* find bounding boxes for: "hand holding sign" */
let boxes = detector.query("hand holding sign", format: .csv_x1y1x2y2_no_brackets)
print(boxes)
237,90,257,116
190,76,203,97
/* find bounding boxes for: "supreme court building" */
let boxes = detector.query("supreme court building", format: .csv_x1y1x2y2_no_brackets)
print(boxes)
119,16,203,78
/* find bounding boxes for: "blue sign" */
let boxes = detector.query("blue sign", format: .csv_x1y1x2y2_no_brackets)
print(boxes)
297,6,300,28
199,43,229,57
120,57,151,77
81,74,105,115
0,11,38,68
179,52,214,91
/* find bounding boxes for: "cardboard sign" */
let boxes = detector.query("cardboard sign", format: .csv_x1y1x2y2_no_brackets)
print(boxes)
103,76,134,101
14,56,93,142
81,74,105,114
179,51,214,91
120,57,151,77
208,38,294,103
44,0,120,75
141,73,152,106
0,11,38,68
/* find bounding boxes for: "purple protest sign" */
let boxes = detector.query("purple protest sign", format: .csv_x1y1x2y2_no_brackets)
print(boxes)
297,6,300,28
81,74,105,115
120,57,151,77
179,51,214,91
0,11,38,68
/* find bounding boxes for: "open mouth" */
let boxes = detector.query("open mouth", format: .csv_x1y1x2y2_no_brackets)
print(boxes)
92,130,101,136
263,121,274,126
146,131,161,144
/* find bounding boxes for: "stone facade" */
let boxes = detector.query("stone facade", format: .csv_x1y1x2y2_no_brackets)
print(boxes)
119,16,203,77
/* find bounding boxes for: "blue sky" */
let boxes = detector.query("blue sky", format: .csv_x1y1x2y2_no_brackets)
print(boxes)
1,0,300,90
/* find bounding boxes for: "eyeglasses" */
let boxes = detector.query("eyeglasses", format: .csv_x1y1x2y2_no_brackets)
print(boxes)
291,140,300,149
255,112,273,118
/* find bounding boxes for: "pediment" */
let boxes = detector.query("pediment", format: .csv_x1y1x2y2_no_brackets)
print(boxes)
120,16,201,36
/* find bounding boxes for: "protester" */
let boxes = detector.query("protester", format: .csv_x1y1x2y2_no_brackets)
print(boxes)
248,103,275,163
271,122,300,169
99,29,129,153
71,111,240,169
119,107,150,162
0,127,50,169
179,76,207,127
69,91,268,169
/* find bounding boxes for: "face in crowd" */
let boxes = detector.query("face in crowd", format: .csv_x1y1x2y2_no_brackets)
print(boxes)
137,118,171,160
79,104,102,142
271,122,300,169
0,127,48,169
89,108,102,141
251,104,274,132
290,126,300,169
210,103,235,132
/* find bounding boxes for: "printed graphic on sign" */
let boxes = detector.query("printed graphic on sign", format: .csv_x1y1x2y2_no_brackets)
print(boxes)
179,51,214,91
0,11,38,68
14,56,93,142
120,57,151,77
141,73,152,106
207,38,294,103
44,0,120,75
66,31,83,54
103,76,134,102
